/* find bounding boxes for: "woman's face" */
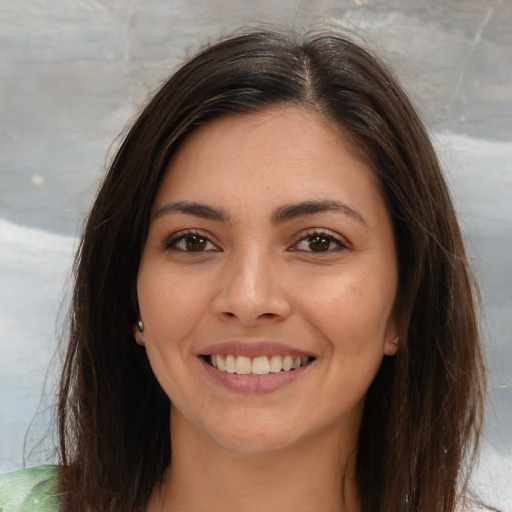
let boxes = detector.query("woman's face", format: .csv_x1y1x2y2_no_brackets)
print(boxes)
136,106,398,454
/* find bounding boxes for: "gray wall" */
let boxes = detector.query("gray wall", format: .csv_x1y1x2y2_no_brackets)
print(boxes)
1,0,511,508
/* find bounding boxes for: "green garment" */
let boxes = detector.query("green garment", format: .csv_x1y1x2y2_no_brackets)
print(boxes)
0,466,59,512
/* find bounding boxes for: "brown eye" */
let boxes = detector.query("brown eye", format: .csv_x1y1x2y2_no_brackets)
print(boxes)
307,235,333,252
291,231,346,254
165,232,218,252
184,235,207,251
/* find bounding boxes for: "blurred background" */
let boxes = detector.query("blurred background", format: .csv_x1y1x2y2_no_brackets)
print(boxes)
1,0,510,508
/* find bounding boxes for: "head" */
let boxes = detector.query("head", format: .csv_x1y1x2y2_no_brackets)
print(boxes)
58,29,485,512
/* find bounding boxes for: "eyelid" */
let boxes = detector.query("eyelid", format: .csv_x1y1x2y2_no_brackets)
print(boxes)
163,229,220,251
289,228,350,252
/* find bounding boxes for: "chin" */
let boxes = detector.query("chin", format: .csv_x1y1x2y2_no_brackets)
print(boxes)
207,415,303,455
215,431,298,455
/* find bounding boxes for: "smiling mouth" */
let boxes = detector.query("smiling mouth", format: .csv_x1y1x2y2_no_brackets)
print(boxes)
203,354,315,376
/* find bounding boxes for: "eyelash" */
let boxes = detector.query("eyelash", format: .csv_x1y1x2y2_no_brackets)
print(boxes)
290,229,349,254
164,230,219,252
163,229,348,254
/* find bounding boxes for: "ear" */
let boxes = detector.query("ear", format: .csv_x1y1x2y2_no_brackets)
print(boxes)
133,324,145,346
383,315,399,357
384,336,399,356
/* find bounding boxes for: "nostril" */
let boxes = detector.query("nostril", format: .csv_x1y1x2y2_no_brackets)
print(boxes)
221,311,277,321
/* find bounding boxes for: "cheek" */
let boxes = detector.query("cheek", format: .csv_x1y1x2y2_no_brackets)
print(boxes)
137,271,198,402
137,264,208,337
136,263,224,396
297,270,395,345
305,272,394,409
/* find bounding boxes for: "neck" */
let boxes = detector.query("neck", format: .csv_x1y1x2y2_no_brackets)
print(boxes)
148,411,361,512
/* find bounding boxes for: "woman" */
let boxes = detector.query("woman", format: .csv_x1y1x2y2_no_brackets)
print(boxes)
0,29,489,511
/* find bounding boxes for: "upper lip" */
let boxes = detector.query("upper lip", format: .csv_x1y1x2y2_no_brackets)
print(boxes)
198,341,316,359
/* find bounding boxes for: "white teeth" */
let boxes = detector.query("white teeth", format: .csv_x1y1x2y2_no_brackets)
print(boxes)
269,355,282,372
235,355,252,375
210,354,311,375
225,355,236,373
252,356,270,375
282,355,293,371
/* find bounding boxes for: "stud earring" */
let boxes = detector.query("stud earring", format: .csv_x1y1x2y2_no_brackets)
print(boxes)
137,320,145,334
392,336,399,345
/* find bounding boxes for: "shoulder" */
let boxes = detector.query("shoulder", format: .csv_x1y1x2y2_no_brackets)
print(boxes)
0,466,59,512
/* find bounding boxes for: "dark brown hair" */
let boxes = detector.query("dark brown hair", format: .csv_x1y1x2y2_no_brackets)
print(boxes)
57,29,487,512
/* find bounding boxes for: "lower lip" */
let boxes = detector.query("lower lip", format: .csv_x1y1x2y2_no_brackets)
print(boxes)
199,357,311,393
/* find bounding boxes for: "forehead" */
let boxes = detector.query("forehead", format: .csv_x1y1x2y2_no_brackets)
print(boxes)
168,107,362,174
153,106,384,221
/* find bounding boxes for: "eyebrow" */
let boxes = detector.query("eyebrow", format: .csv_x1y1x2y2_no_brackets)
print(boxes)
153,199,366,226
152,201,229,222
272,200,367,226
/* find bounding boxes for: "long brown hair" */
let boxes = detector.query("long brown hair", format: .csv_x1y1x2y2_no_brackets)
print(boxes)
57,29,488,512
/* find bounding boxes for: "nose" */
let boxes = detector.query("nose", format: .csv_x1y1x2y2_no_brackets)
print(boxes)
210,250,292,325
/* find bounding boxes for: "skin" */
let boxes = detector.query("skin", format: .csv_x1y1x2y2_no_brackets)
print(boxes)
136,106,399,512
